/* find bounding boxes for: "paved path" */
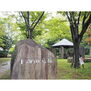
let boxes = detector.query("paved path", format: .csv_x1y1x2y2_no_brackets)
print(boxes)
0,61,10,77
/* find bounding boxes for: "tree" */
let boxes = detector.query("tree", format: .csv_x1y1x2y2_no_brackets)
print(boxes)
20,11,45,39
0,35,12,57
35,17,71,48
0,16,14,57
66,12,91,68
0,18,6,47
85,24,91,43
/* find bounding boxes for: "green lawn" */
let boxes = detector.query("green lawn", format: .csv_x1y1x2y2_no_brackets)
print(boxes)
0,58,11,64
0,70,10,79
57,59,91,79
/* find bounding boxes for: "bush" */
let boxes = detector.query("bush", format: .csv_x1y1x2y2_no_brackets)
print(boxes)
85,55,91,58
85,48,90,55
0,50,8,57
9,47,14,54
67,57,73,63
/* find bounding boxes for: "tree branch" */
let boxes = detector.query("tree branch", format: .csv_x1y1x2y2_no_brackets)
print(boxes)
30,17,38,28
77,12,81,26
32,11,44,30
21,12,31,31
82,13,86,28
21,12,27,24
79,14,91,41
66,12,71,22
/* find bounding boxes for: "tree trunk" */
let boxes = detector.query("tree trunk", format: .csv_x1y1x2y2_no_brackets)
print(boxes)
29,30,32,39
27,29,32,39
73,40,80,68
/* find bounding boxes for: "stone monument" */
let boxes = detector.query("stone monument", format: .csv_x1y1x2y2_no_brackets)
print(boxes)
11,39,57,79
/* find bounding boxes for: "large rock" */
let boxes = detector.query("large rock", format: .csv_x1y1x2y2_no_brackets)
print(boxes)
11,39,57,79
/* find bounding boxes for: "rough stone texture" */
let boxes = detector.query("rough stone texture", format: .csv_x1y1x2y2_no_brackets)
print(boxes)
11,39,57,79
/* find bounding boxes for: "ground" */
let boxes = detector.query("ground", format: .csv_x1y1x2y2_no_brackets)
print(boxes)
0,58,10,79
0,58,91,79
57,59,91,79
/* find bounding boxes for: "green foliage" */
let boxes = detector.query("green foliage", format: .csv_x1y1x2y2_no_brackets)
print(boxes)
16,11,46,38
0,35,13,57
0,12,71,50
0,18,6,47
9,46,15,54
34,17,71,48
0,12,72,53
85,55,91,58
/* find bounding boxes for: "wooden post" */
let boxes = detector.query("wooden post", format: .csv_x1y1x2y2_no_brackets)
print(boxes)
59,47,62,58
61,46,64,58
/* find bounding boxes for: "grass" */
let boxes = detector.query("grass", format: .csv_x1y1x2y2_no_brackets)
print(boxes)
57,59,91,79
85,55,91,58
0,70,10,79
0,58,11,64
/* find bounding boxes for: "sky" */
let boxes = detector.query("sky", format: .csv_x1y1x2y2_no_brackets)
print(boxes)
0,11,63,19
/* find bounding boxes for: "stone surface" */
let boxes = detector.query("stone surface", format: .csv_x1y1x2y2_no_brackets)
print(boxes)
11,39,57,79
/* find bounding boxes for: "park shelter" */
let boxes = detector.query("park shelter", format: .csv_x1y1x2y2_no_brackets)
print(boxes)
52,38,73,47
52,38,73,58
